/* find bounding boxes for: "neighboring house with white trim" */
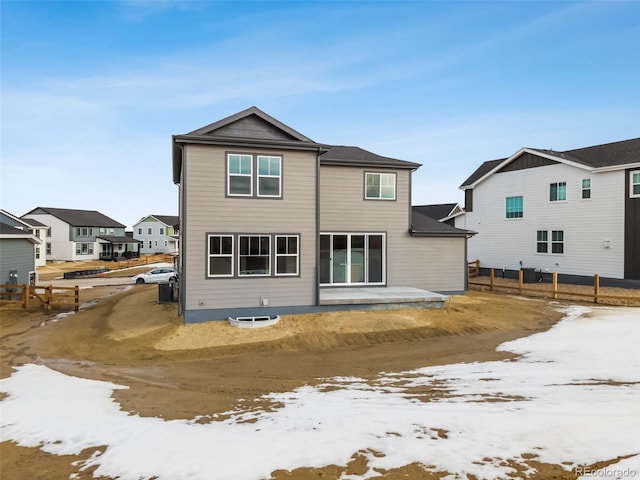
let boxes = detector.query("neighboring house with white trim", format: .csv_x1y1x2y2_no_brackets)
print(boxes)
0,209,47,267
412,203,464,226
0,220,42,285
22,207,140,261
133,215,179,254
172,107,475,323
455,138,640,281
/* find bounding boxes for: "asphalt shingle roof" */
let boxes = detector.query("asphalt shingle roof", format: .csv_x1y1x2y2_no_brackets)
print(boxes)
320,146,421,169
460,138,640,188
410,209,475,237
25,207,125,228
412,203,459,221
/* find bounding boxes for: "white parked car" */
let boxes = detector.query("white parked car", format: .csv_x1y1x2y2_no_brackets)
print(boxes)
132,268,177,284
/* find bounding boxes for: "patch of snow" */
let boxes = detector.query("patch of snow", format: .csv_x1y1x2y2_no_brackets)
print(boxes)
1,306,639,480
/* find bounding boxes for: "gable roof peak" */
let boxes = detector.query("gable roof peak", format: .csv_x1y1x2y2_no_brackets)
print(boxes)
186,106,314,143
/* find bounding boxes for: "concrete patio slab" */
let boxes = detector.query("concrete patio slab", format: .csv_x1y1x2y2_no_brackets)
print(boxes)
319,286,448,306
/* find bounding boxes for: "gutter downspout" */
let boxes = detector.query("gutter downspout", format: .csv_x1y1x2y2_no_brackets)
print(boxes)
315,146,322,307
174,142,186,318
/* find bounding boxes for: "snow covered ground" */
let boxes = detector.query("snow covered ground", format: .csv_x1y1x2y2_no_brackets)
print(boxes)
1,305,639,480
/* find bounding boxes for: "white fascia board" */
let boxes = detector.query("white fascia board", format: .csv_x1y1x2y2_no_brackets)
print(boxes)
0,233,43,245
593,162,640,173
470,148,593,188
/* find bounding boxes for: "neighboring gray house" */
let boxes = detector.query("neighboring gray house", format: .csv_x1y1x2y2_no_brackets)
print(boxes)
0,221,42,285
133,215,179,255
0,209,48,267
412,203,464,226
172,106,474,323
22,207,140,261
455,138,640,281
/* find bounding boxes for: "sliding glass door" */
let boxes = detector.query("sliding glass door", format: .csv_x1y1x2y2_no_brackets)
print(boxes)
319,233,385,286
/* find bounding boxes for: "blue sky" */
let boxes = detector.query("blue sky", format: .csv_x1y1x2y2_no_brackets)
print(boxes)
1,0,638,229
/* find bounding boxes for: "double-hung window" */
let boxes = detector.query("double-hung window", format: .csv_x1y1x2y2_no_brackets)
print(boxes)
227,154,283,198
275,235,299,276
228,154,253,196
536,231,548,253
257,156,282,197
582,179,591,199
365,172,396,200
239,235,270,276
551,230,564,254
550,182,567,201
505,196,523,219
208,235,233,277
631,171,640,198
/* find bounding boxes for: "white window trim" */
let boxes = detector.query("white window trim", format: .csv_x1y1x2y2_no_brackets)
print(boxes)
631,170,640,198
505,195,524,219
238,235,271,277
207,234,234,278
549,181,567,202
275,235,299,276
319,232,386,286
364,172,396,200
581,178,592,200
227,154,254,197
551,230,565,255
257,155,282,198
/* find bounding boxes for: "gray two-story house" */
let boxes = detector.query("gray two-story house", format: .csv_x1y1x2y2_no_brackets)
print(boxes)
172,107,474,323
22,207,140,261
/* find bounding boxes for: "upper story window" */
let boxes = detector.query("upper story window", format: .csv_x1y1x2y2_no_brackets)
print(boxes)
76,227,93,237
365,172,396,200
228,154,253,196
258,156,282,197
582,179,591,199
47,227,51,237
160,228,165,235
631,171,640,198
227,153,283,198
505,196,523,219
550,182,567,202
138,228,142,235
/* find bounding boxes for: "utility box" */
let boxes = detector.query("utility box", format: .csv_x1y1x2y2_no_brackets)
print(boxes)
158,282,173,304
521,267,536,283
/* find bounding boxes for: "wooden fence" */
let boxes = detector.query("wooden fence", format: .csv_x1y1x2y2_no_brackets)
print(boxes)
468,259,480,278
0,284,79,312
469,268,639,305
107,253,175,270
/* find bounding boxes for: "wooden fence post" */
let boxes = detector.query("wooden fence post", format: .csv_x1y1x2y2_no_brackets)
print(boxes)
45,285,52,310
490,268,494,290
518,269,523,293
74,285,80,312
22,284,29,309
552,272,558,300
594,274,600,304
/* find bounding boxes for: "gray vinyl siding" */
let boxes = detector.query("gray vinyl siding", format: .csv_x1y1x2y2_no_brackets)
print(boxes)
320,166,465,292
183,144,317,315
0,239,35,284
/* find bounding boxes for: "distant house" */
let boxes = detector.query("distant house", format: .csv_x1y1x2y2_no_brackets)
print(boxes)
22,207,141,261
412,203,464,226
133,215,179,255
455,138,640,281
0,209,48,267
172,106,474,323
0,221,42,285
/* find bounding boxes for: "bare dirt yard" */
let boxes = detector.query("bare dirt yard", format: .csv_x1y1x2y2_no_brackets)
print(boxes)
1,278,638,479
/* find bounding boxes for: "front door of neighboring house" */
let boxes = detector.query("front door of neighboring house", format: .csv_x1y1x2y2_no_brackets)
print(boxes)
319,233,385,286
